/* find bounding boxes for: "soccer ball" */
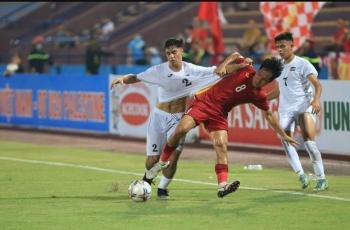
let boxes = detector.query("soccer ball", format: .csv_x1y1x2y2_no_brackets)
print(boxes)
128,180,152,202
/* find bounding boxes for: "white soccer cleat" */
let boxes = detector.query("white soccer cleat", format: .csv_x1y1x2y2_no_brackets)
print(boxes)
145,161,170,180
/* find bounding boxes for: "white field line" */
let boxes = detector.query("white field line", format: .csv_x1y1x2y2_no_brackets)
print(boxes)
1,156,349,202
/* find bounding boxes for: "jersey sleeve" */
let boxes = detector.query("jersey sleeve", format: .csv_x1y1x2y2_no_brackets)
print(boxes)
187,62,216,75
302,59,318,79
253,92,270,111
136,65,159,84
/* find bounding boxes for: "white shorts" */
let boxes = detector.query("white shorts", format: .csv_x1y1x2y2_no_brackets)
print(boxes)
279,103,317,132
146,107,185,156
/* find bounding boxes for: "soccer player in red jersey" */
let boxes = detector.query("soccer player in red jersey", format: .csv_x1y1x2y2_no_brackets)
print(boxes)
147,52,298,198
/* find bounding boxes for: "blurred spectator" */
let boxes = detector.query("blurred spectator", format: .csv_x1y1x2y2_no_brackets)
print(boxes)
202,36,215,66
178,25,194,62
250,36,268,64
224,2,249,13
55,25,75,48
241,19,262,57
127,34,147,65
85,39,102,75
324,18,349,55
334,18,348,46
184,24,193,53
101,18,115,36
126,4,139,16
28,37,53,74
188,39,210,66
299,39,322,73
85,39,113,75
322,18,349,80
3,53,24,77
145,47,162,65
342,30,350,53
32,35,44,45
191,18,210,48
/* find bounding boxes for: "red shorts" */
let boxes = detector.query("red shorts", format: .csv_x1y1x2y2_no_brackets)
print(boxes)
185,97,228,132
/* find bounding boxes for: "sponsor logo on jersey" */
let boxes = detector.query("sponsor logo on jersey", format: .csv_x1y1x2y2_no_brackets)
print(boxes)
120,93,150,125
167,74,173,78
290,67,296,71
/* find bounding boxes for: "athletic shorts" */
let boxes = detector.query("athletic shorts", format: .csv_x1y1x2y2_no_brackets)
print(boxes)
186,97,228,132
279,103,317,132
146,107,185,156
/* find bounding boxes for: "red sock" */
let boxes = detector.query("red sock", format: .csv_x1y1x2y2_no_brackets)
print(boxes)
215,164,228,185
160,143,176,162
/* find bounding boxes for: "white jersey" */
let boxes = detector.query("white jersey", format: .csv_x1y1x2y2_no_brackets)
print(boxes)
136,61,220,103
277,55,318,112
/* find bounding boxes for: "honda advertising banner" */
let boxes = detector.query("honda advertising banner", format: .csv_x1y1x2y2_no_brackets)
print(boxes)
109,75,157,138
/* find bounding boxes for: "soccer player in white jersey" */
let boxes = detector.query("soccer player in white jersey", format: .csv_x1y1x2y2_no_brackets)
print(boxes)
110,38,246,199
267,32,328,191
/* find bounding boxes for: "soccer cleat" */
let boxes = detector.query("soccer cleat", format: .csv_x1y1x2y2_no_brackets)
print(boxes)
142,173,155,186
217,180,240,198
145,161,170,180
299,174,310,189
157,188,169,200
314,179,329,191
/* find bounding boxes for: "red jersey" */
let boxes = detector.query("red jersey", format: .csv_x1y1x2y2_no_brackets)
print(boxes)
195,66,270,115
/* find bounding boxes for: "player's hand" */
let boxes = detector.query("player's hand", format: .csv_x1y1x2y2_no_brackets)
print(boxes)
310,99,321,114
214,66,227,77
282,135,298,148
244,57,253,66
110,78,124,90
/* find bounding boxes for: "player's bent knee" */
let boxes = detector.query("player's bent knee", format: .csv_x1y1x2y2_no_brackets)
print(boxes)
213,139,227,150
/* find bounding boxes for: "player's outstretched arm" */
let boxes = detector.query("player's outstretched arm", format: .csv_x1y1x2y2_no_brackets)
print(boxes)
308,74,322,114
262,109,298,147
110,74,140,89
214,52,244,77
225,57,253,74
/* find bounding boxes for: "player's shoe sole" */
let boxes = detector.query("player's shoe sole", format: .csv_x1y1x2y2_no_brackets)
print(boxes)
217,180,240,198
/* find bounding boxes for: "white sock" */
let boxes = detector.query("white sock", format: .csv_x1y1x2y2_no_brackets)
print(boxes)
218,182,227,190
304,140,325,179
282,140,304,176
158,175,172,190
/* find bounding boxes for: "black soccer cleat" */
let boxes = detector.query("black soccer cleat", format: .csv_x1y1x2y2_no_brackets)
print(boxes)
217,180,240,198
157,188,169,200
142,173,154,186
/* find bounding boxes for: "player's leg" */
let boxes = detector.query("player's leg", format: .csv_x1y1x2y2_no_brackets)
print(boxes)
143,110,166,185
148,102,209,181
280,112,309,189
298,112,328,191
146,114,196,181
212,130,229,188
158,112,185,199
160,114,197,162
210,130,240,198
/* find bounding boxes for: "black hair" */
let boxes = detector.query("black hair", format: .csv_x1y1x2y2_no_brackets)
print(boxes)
274,32,294,42
259,57,283,81
164,38,183,49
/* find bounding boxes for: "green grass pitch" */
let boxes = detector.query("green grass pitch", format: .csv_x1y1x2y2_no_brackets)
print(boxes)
0,141,349,230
